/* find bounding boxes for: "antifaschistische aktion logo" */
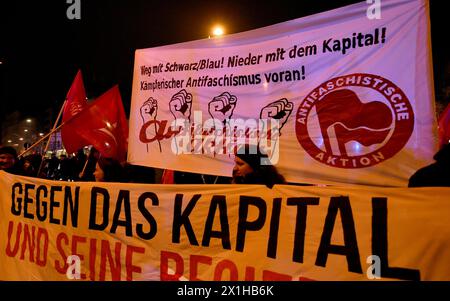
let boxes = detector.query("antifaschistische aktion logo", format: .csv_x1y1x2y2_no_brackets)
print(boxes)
296,73,414,169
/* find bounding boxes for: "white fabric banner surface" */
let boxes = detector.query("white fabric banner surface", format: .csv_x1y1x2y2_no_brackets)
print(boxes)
128,0,437,186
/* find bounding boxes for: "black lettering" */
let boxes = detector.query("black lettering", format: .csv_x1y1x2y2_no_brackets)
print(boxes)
288,197,320,263
63,186,79,227
315,196,362,273
11,182,23,216
36,185,48,222
172,194,200,245
49,186,62,225
267,198,282,258
202,195,231,249
136,192,159,240
236,196,267,252
372,197,420,280
110,190,132,237
322,38,332,53
23,184,35,219
89,187,110,231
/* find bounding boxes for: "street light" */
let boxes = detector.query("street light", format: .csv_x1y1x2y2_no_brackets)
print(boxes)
210,25,225,38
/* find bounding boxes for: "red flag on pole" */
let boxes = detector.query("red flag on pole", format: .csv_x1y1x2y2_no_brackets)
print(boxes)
61,70,89,153
64,85,129,161
438,102,450,147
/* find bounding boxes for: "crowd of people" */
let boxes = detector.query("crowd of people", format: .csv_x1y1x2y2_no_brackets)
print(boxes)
0,146,157,184
1,142,449,188
0,143,289,188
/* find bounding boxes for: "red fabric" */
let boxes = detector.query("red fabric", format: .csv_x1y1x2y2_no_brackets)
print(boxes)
61,70,89,153
315,89,392,156
161,169,175,184
64,85,129,162
438,102,450,147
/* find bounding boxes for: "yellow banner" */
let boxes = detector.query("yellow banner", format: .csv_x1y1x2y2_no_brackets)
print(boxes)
1,171,449,280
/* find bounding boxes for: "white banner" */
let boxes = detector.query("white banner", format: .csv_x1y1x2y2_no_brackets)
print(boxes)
128,0,437,186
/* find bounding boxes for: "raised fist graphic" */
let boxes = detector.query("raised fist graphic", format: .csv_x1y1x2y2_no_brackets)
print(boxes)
169,89,193,121
140,97,158,124
260,98,293,134
140,97,161,153
208,92,237,123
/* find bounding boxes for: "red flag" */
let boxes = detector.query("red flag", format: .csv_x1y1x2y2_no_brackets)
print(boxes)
64,85,129,161
61,70,89,153
438,102,450,147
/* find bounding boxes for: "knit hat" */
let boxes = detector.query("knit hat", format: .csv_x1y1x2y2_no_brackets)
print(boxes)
235,144,271,170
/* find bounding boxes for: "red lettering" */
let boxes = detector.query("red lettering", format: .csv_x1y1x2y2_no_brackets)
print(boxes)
139,120,182,143
262,270,292,281
125,245,145,281
157,251,308,281
160,251,184,281
6,221,21,257
55,232,69,274
244,266,255,281
71,235,87,279
99,240,121,280
299,276,316,281
213,259,238,280
6,221,48,269
89,238,97,280
36,227,48,267
189,255,212,280
20,224,36,262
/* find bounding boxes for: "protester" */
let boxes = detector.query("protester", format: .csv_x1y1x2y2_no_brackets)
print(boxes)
408,143,450,187
173,170,230,184
72,148,87,181
44,153,59,179
93,156,127,182
125,164,157,183
79,147,100,181
21,155,38,177
0,146,22,175
232,144,286,188
174,171,204,184
54,153,73,181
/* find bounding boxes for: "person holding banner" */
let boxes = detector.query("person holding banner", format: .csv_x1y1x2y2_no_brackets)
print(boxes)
408,143,450,187
232,144,286,188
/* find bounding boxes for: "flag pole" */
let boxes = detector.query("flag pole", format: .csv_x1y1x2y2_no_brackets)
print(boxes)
35,100,67,177
78,146,92,180
19,107,69,159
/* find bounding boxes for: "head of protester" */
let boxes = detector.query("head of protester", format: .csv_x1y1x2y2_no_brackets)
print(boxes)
232,144,286,188
0,146,21,175
93,156,126,182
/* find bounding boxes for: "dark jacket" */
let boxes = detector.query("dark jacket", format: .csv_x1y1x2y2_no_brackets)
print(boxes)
408,144,450,187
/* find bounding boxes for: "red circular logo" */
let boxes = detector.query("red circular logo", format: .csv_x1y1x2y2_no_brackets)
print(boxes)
296,73,414,169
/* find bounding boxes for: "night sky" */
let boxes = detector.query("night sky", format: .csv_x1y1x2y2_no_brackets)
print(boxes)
0,0,448,120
